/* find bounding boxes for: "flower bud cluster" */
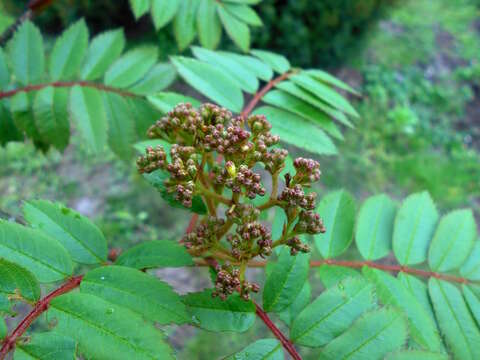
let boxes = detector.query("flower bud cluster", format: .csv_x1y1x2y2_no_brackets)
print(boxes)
183,217,225,251
215,163,266,199
137,102,327,301
212,263,259,301
278,185,317,210
293,210,326,235
293,157,321,184
286,236,310,256
227,221,272,260
136,146,166,174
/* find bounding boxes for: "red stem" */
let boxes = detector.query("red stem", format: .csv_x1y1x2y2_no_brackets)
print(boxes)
241,72,293,118
28,0,55,13
226,259,473,284
254,302,302,360
0,82,138,100
0,275,83,359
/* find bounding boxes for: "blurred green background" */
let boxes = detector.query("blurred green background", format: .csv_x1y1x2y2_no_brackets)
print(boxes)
1,0,479,358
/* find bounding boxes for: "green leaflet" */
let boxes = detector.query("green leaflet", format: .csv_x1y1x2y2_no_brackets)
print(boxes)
462,285,480,327
116,240,194,269
143,170,207,214
393,191,439,265
0,48,9,89
129,0,151,19
173,0,199,50
460,241,480,280
102,92,136,160
217,4,250,52
128,63,177,96
317,265,361,288
0,318,5,340
355,194,397,261
11,92,41,142
224,3,262,26
8,21,44,85
305,69,360,95
171,56,243,112
0,258,40,302
428,209,476,272
290,277,376,347
152,0,180,30
81,29,126,81
263,246,310,312
0,101,23,145
192,47,259,93
69,86,108,153
219,51,273,81
183,289,256,332
277,281,311,326
397,273,436,323
33,86,70,151
428,279,480,360
252,106,337,155
81,266,190,325
250,49,290,74
129,97,162,138
50,19,89,81
363,268,443,352
320,308,408,360
262,90,343,140
104,46,158,88
290,73,359,118
0,295,10,314
225,339,282,360
49,292,174,360
147,92,201,113
197,0,222,49
275,80,353,127
0,220,73,283
314,190,356,258
385,351,448,360
14,332,76,360
23,200,107,265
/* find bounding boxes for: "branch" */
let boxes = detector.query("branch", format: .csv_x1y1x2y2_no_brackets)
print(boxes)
0,275,83,359
254,302,302,360
0,81,139,100
194,259,475,285
241,71,294,118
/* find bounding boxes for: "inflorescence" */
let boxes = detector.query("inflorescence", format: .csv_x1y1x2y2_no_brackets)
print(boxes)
137,103,326,300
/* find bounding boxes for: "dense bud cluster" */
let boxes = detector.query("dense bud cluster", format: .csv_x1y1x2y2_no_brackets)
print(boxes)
293,157,321,184
286,236,310,256
136,146,166,174
215,163,266,199
183,217,225,251
278,185,317,210
212,263,259,301
137,103,326,301
294,210,326,235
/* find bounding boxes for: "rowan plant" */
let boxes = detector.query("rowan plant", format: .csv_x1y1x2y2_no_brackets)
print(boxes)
0,1,480,360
